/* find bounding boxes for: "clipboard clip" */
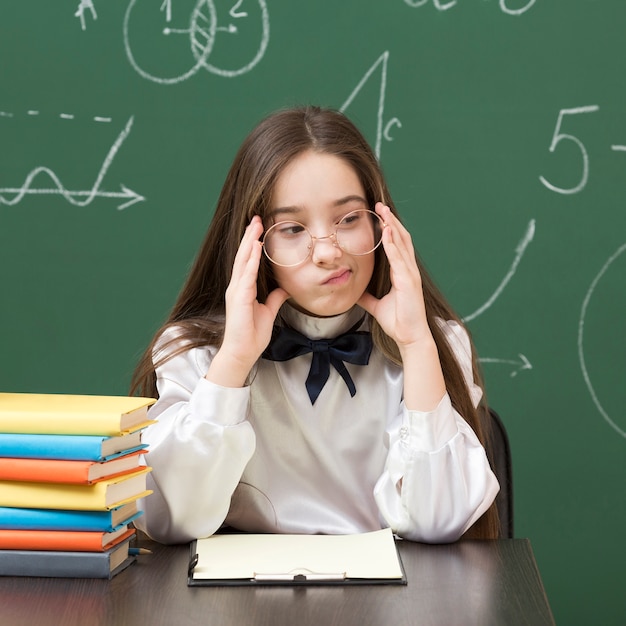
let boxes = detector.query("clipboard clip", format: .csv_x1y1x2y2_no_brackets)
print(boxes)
188,553,199,577
253,568,347,582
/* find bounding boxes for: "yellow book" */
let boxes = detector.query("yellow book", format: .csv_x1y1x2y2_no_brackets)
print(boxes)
0,393,156,436
0,467,152,510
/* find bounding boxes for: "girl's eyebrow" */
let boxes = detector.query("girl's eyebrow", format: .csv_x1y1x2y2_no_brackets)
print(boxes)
269,205,303,219
269,195,368,219
333,195,368,209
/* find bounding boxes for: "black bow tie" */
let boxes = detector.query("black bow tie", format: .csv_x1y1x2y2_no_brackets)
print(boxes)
262,324,373,405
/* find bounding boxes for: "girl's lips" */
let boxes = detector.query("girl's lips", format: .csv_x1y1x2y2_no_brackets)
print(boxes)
323,269,351,285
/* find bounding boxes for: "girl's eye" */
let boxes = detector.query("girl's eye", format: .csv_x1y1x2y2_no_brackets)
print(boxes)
277,222,306,237
338,212,362,227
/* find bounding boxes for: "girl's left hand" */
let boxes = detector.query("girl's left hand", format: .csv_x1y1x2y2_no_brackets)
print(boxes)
358,203,432,352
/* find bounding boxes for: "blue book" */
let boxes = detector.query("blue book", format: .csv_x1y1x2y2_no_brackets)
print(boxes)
0,431,146,461
0,501,143,532
0,535,135,578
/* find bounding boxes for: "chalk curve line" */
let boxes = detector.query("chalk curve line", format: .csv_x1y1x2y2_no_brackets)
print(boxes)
462,218,536,323
193,0,270,78
578,242,626,439
123,0,217,85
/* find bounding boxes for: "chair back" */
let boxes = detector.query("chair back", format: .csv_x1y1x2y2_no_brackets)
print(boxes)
485,408,514,538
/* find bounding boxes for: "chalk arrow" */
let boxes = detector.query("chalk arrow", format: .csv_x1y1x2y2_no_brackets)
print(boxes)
479,354,532,377
0,182,145,210
217,24,238,33
0,117,145,210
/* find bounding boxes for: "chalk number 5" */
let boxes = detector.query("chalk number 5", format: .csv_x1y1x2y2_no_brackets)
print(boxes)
539,105,599,195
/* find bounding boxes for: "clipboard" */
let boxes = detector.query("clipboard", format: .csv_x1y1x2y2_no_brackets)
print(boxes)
187,528,407,587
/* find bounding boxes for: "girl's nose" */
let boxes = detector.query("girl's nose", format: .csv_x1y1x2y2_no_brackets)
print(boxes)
310,235,342,264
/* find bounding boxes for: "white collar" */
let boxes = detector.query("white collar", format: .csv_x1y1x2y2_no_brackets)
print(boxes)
277,304,367,340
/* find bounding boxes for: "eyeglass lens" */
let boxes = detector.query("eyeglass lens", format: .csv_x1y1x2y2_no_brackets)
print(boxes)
263,209,384,267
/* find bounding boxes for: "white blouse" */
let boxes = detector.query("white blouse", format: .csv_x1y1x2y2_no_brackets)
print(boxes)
135,305,499,545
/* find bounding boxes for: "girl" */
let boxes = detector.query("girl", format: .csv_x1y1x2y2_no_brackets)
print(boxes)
131,106,500,544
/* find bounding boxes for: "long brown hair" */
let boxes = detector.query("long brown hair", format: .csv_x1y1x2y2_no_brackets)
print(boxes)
130,106,500,539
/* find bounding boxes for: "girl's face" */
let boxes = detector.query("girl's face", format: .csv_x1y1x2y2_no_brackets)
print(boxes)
267,150,376,317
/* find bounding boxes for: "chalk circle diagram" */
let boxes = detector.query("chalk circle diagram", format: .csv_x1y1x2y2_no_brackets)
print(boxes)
123,0,269,84
578,242,626,439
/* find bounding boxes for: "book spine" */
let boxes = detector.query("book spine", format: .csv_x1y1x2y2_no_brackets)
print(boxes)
0,434,105,461
0,419,154,437
0,417,122,436
0,458,92,483
0,394,155,436
0,550,112,577
0,537,135,578
0,468,151,510
0,528,135,552
0,507,143,532
0,454,144,484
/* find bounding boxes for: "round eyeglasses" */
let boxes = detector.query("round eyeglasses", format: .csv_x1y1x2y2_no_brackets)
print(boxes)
262,209,385,267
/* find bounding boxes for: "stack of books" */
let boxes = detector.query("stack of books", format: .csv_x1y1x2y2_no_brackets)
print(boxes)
0,393,156,579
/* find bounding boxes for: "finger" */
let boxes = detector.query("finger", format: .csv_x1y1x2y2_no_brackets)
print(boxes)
377,204,414,260
231,217,263,280
380,221,408,269
377,203,414,246
377,213,420,284
382,234,425,300
236,239,266,298
230,221,255,276
243,238,264,282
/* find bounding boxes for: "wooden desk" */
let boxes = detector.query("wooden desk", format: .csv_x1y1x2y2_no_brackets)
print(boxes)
0,538,554,626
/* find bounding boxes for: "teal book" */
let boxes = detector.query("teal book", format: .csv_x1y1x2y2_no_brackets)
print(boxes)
0,501,143,532
0,431,146,461
0,535,135,578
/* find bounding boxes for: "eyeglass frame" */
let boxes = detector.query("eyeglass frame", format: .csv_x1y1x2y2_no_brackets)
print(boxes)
261,208,386,267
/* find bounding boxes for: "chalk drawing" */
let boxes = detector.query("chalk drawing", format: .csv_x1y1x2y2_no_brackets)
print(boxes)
230,0,248,19
0,116,145,211
478,354,532,378
578,243,626,439
123,0,269,84
340,51,401,160
384,118,402,143
466,220,536,377
0,110,112,123
462,219,536,322
75,0,97,31
539,105,600,195
499,0,536,16
338,53,532,375
161,0,172,23
403,0,536,15
403,0,456,9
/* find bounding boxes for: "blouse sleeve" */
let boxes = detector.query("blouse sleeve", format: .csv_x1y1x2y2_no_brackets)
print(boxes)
373,320,500,543
134,327,256,544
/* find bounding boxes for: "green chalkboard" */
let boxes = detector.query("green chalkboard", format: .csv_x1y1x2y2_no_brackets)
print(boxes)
1,2,624,623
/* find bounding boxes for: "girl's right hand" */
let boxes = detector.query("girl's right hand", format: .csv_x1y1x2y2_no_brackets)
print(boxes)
205,216,289,388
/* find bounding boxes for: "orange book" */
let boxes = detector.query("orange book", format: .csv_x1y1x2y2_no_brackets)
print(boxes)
0,451,146,484
0,526,135,552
